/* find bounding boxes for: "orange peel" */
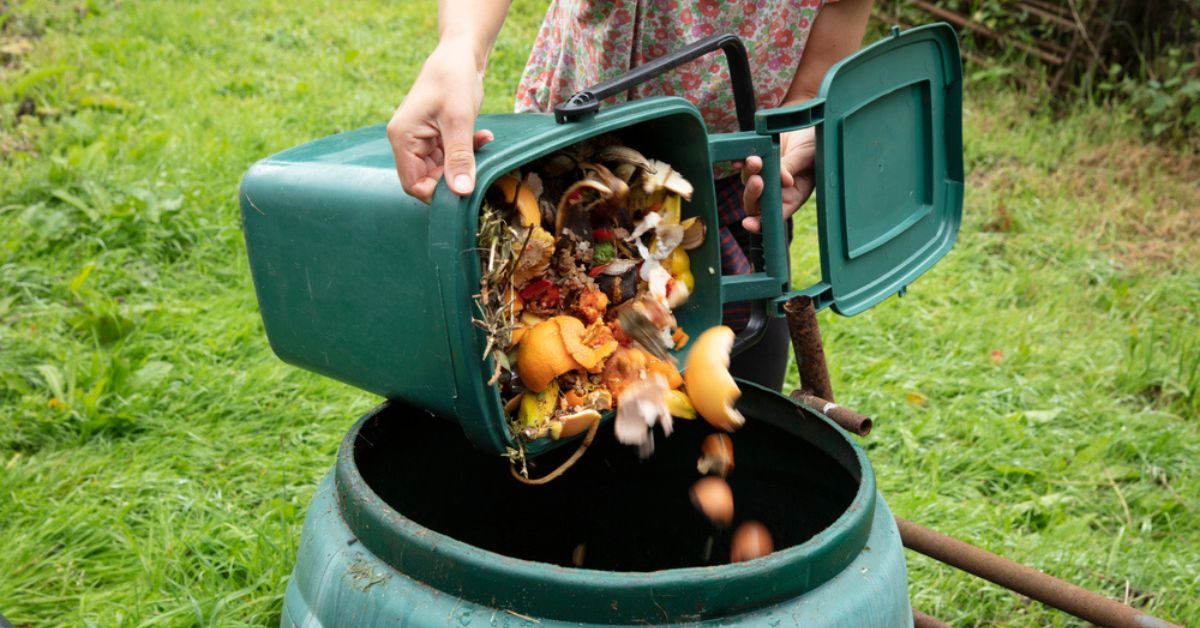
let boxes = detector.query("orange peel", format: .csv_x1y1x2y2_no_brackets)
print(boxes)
494,175,519,204
515,184,541,227
563,389,588,408
556,316,617,370
644,351,683,389
671,327,689,350
495,174,541,227
517,318,581,393
683,326,744,431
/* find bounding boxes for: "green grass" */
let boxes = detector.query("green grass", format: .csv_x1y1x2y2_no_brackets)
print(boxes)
1,1,1197,625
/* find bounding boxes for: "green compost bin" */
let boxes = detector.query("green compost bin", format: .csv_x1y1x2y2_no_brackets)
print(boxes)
283,382,913,627
239,24,963,459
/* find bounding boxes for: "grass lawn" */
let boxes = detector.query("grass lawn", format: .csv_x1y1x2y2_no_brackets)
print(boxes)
2,1,1197,625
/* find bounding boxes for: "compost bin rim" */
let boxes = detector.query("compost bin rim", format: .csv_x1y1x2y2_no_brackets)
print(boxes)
331,381,877,622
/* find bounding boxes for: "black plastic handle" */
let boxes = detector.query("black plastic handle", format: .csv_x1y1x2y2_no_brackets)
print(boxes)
554,33,756,131
731,234,770,356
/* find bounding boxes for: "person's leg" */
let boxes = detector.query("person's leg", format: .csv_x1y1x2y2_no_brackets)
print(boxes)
712,174,793,392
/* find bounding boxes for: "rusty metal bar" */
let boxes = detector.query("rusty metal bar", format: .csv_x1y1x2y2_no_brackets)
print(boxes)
896,517,1180,628
783,295,834,401
790,391,872,437
912,609,950,628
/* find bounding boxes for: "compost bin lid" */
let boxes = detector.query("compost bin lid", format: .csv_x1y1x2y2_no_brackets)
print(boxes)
759,23,964,316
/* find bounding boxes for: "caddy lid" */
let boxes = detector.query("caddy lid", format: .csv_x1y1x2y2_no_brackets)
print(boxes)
759,23,963,316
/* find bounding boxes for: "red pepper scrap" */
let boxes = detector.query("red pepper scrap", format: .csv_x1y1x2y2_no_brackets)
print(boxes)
519,279,561,309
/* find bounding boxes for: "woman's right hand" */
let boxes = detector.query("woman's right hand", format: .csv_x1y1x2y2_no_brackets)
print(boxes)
387,39,495,203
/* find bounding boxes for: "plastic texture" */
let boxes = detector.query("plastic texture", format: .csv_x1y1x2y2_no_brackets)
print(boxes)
281,384,912,627
760,23,964,315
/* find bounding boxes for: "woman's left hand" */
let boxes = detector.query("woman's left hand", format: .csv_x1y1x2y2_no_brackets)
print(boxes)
739,126,816,233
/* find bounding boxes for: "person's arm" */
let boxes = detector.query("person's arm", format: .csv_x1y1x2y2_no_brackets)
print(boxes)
741,0,872,232
387,0,513,203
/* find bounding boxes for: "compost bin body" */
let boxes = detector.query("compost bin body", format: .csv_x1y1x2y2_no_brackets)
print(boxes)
281,384,912,627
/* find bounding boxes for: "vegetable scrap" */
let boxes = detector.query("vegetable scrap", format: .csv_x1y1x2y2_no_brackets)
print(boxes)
474,137,712,474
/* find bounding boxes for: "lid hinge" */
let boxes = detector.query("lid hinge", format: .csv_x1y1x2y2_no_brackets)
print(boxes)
772,283,834,316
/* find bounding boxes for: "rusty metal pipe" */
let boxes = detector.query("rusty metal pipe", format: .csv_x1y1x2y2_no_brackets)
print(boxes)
783,295,834,401
896,517,1180,628
912,609,950,628
790,391,873,436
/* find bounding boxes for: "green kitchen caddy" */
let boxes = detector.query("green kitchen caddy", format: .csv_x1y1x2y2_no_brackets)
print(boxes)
241,24,961,457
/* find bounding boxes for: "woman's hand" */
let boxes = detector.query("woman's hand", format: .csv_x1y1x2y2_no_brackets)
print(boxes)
739,126,816,233
386,39,494,203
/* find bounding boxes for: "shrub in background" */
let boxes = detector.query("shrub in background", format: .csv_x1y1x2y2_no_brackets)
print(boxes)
874,1,1200,150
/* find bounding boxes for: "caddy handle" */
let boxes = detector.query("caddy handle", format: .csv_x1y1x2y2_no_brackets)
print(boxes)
554,33,756,131
707,132,790,354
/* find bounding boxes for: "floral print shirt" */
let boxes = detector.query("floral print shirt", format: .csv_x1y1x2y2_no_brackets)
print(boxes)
515,0,833,134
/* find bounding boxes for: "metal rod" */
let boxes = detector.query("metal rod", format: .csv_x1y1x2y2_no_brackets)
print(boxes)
895,517,1180,628
783,295,834,401
912,609,950,628
790,391,872,436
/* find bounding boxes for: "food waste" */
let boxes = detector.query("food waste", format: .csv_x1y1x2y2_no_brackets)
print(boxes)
474,137,774,562
474,139,741,464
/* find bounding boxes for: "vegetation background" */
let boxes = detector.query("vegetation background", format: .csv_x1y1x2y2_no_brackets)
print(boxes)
1,0,1196,625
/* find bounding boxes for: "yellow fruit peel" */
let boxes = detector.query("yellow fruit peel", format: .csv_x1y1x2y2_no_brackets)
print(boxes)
683,326,744,431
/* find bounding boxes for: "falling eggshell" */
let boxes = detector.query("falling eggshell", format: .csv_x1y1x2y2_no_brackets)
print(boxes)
730,521,774,562
683,326,744,431
697,433,734,477
690,476,734,527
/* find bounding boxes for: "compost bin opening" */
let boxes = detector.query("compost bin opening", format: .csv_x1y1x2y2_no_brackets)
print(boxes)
352,400,860,572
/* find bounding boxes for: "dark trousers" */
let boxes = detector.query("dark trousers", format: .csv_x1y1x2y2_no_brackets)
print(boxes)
714,175,793,393
729,313,791,392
